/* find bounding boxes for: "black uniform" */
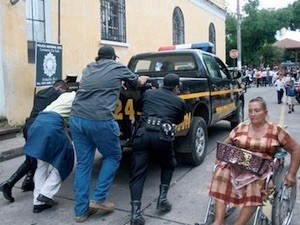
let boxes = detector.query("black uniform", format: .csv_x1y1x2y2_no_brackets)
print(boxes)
129,86,186,201
23,87,62,139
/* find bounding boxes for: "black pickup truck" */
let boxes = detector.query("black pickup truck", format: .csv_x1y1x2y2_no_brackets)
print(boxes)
115,43,245,166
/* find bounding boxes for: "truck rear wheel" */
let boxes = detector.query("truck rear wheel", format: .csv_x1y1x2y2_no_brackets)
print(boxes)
177,117,207,166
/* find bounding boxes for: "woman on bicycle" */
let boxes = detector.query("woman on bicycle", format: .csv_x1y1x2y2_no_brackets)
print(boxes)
209,96,300,225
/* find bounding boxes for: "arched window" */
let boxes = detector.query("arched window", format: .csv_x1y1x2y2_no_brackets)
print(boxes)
101,0,126,43
209,23,216,53
173,7,185,45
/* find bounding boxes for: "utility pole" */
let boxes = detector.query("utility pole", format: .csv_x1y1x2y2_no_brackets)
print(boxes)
237,0,242,71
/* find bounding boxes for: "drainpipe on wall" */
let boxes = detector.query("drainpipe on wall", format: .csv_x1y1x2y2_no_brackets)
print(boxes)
58,0,61,44
0,14,6,118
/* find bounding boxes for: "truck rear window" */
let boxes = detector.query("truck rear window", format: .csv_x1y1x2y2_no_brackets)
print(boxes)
130,54,196,74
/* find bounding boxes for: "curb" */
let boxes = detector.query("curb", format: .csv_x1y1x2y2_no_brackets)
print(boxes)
0,147,23,162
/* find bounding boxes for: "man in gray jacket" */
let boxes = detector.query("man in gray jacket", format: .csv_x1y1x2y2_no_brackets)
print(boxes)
70,45,149,223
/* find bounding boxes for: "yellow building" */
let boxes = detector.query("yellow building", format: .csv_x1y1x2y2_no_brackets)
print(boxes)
0,0,226,126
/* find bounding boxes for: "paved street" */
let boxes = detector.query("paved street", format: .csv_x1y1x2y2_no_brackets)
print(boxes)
0,86,299,225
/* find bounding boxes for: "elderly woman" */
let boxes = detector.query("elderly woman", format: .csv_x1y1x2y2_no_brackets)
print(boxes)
209,97,300,225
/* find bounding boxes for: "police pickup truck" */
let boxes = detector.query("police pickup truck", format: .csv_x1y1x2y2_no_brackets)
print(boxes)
115,42,244,166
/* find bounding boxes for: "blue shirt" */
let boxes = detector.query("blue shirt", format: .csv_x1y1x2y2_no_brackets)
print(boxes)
285,85,296,97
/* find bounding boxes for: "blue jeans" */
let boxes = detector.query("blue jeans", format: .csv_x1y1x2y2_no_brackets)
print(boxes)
70,116,122,217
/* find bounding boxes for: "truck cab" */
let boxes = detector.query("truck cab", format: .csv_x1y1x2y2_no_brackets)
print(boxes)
115,42,244,166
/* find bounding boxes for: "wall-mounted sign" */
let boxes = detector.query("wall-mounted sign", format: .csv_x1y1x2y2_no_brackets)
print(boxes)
35,42,62,87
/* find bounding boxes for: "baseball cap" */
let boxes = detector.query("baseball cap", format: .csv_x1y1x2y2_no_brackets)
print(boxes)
97,45,118,59
163,73,180,88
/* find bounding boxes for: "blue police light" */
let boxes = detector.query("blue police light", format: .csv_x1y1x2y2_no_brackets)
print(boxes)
191,42,215,53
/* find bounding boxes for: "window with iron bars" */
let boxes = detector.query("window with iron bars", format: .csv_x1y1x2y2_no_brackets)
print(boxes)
173,7,185,45
101,0,126,43
26,0,46,64
209,23,216,53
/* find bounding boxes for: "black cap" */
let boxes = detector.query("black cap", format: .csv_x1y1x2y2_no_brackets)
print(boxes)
97,45,118,59
163,73,180,88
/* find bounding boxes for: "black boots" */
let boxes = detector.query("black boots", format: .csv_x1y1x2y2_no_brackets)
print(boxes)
0,172,21,202
156,184,172,212
21,170,35,191
0,182,14,202
130,201,145,225
0,162,31,202
130,185,171,224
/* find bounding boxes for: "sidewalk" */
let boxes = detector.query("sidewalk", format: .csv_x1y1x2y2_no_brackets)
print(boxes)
0,131,24,162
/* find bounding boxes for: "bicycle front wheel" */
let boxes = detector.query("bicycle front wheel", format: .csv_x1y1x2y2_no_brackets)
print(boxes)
272,166,297,225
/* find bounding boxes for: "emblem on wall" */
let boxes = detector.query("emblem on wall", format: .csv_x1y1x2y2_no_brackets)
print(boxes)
43,52,57,78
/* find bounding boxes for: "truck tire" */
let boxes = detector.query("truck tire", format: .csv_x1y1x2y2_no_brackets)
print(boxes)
178,117,207,166
230,100,244,129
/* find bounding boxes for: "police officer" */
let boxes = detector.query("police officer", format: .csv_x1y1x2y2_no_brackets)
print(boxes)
129,73,186,225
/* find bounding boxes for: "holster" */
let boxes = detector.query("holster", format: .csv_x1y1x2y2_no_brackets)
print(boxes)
159,122,175,142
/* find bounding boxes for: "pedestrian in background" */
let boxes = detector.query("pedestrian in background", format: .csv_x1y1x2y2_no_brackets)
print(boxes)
274,75,285,104
23,91,76,213
261,68,267,86
0,80,68,203
285,80,297,113
267,68,274,87
244,67,253,88
272,67,280,84
284,72,295,85
70,45,149,223
129,73,186,225
255,68,262,87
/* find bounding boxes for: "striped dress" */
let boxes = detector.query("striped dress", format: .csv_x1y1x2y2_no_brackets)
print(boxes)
209,122,290,207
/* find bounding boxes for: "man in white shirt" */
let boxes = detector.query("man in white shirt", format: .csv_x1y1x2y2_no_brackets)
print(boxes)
274,76,285,104
23,91,76,213
267,69,275,87
261,69,268,86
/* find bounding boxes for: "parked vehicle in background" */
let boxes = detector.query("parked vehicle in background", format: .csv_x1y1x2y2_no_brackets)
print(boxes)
115,42,245,166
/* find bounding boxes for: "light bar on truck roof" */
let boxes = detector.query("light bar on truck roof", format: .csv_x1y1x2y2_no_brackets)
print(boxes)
158,42,215,53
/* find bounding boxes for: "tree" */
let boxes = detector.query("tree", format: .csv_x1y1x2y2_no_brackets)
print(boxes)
291,0,300,29
259,44,285,66
225,0,297,68
243,0,260,16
